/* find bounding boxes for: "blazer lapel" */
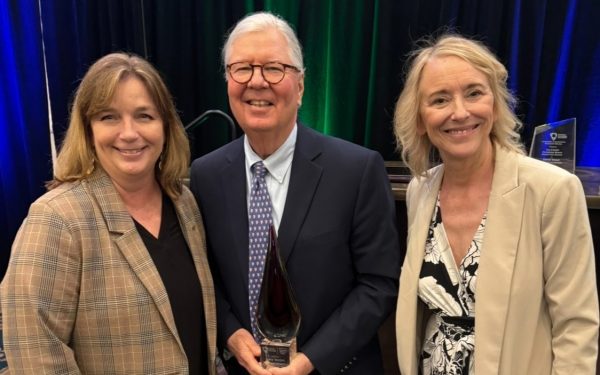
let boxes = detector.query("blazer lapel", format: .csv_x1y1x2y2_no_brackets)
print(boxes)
407,167,444,280
83,169,180,341
399,166,443,374
278,125,323,262
474,146,526,374
174,192,217,374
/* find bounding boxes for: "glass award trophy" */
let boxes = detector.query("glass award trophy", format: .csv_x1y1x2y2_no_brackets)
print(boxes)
529,118,576,173
256,225,301,368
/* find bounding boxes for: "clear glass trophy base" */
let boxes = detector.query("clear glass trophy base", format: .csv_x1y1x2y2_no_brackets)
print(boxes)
260,337,297,368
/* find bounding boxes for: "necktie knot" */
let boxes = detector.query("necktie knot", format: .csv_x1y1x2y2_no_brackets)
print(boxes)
252,161,268,179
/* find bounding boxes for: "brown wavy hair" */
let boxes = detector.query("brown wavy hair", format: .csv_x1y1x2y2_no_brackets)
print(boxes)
49,52,189,199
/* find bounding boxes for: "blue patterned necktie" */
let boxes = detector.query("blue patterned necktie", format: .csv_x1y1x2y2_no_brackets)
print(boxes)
248,161,273,341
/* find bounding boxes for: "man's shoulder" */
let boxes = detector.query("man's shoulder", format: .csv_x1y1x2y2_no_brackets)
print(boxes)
190,137,243,171
298,124,376,158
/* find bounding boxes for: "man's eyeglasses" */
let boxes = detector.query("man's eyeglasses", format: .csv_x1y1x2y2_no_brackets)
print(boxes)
227,62,301,84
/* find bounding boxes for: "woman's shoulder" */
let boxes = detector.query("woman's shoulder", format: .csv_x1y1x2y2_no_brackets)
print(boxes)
498,152,584,205
513,153,579,186
515,152,570,174
406,164,443,207
408,164,443,189
32,180,86,209
20,180,97,235
173,185,202,217
178,184,195,202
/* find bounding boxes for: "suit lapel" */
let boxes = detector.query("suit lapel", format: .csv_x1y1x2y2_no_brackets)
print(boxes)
474,146,526,374
221,141,251,286
278,126,323,262
83,169,180,341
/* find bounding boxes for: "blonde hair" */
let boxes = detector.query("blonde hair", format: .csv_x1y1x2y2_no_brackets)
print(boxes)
50,52,189,199
393,34,525,177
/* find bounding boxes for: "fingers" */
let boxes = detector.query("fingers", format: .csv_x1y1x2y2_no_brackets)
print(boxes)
226,329,269,375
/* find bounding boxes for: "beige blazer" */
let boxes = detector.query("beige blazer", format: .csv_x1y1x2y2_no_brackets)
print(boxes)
396,145,599,374
1,169,217,374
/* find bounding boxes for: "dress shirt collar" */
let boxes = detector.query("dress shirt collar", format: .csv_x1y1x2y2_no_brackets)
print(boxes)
244,124,297,183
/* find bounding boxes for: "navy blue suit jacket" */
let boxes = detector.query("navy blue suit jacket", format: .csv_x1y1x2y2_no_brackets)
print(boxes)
190,124,400,374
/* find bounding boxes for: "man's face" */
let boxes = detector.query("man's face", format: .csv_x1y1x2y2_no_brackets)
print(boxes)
226,29,304,140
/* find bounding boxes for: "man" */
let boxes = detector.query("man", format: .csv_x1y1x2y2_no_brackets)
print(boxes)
190,11,400,375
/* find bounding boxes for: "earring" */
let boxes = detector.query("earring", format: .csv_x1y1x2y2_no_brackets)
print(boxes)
158,154,164,171
85,158,96,176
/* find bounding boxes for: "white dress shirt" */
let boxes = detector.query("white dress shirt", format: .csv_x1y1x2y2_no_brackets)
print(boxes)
244,124,297,233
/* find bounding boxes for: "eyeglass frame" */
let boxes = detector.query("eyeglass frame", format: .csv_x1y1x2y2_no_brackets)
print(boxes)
226,61,301,84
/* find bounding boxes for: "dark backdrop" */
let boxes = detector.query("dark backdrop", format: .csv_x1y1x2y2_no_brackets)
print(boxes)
1,0,600,276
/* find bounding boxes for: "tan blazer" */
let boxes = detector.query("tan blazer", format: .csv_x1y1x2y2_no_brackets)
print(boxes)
1,169,217,374
396,145,599,374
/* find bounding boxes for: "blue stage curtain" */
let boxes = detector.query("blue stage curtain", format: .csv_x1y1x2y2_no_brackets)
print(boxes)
0,0,51,277
1,0,600,275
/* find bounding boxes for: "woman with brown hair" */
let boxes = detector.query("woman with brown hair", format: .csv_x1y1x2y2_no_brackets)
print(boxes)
1,53,217,374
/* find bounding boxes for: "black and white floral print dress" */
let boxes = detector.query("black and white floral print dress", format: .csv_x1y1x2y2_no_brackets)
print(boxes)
417,193,486,375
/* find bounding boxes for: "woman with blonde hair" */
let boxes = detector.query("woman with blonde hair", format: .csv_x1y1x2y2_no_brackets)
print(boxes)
394,35,598,374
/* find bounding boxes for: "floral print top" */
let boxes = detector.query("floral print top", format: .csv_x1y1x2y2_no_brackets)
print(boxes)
417,194,486,375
